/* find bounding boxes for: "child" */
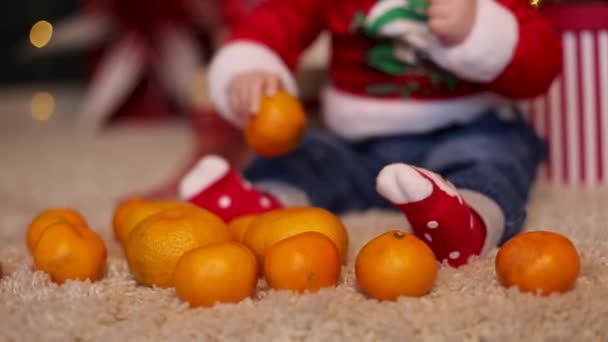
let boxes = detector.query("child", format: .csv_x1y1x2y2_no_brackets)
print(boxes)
179,0,562,267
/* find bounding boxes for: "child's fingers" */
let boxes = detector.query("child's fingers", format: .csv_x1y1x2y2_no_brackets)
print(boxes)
428,2,451,19
247,78,264,114
228,85,243,118
263,76,281,96
428,17,451,35
238,84,251,118
230,81,251,121
227,73,283,122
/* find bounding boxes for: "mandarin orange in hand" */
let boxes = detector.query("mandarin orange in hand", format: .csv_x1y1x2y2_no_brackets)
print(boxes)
264,232,341,293
495,231,580,296
32,222,107,284
27,208,88,252
227,214,258,243
113,199,190,246
244,90,306,157
243,207,349,269
125,206,230,288
356,230,438,300
173,242,258,307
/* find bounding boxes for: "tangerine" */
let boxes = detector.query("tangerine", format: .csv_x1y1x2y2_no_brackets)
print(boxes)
495,230,580,295
27,208,88,252
355,230,438,300
244,90,306,157
32,222,107,284
173,242,258,307
125,206,230,288
264,232,341,293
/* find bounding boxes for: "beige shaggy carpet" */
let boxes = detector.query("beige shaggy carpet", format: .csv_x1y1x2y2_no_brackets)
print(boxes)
1,103,608,341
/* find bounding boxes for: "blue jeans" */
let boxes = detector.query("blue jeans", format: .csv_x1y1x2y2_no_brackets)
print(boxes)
244,109,545,244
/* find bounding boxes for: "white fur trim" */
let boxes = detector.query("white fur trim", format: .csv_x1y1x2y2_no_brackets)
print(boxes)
459,189,506,256
376,164,433,204
178,155,230,200
207,41,299,128
321,86,509,140
423,0,519,82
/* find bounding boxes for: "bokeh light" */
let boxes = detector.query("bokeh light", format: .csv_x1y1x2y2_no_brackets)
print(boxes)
30,20,53,48
31,92,56,121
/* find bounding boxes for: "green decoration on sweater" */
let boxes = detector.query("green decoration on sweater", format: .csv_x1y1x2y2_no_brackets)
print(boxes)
351,0,461,96
366,42,410,75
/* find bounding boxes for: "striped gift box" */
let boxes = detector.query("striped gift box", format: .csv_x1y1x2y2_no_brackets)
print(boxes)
528,3,608,187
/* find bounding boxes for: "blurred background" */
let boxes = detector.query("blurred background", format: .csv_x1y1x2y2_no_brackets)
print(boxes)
0,0,330,134
1,0,83,84
0,0,85,132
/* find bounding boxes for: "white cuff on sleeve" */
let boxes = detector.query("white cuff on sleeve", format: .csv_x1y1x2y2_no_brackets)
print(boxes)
207,41,299,127
426,0,519,83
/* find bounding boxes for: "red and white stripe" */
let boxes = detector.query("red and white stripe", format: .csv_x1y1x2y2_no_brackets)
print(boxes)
527,5,608,187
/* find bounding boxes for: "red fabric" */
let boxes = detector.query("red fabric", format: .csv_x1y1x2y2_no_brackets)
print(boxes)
229,0,325,70
540,3,608,31
392,169,486,267
228,0,562,100
186,167,282,222
220,0,257,27
487,0,563,98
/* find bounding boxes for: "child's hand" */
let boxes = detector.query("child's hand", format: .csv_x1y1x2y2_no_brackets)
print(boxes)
428,0,477,46
228,71,284,123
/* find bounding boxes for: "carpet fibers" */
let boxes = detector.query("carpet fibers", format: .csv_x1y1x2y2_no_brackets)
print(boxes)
1,122,607,342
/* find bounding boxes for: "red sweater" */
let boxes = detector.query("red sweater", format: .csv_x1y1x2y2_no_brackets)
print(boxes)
209,0,562,140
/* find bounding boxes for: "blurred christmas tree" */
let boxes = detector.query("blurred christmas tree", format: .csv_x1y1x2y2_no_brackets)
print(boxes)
13,0,254,129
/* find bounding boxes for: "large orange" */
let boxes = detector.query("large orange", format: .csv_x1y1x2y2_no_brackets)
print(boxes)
495,231,580,296
27,208,88,252
227,214,258,243
32,222,107,284
355,230,438,300
264,232,341,293
244,90,307,157
243,207,349,268
113,200,191,246
125,206,230,288
111,197,146,242
172,242,258,307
